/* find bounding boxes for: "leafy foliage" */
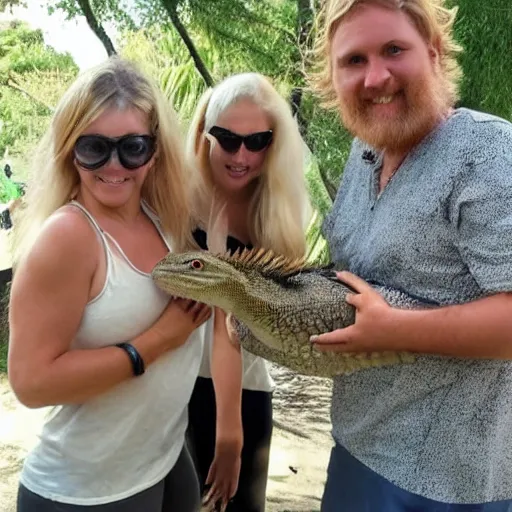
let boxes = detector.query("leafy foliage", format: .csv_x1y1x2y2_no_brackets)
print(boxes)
120,26,212,121
0,169,22,203
182,0,299,80
0,21,78,177
0,20,76,74
0,336,7,372
0,0,24,12
47,0,136,29
449,0,512,120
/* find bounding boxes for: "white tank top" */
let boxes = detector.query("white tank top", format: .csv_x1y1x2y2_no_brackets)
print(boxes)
198,313,275,393
20,200,206,506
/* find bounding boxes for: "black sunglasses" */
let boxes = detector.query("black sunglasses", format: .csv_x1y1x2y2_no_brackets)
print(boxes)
73,134,157,171
207,126,273,154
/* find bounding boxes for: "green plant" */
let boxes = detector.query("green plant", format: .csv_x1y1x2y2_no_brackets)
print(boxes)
0,337,7,373
449,0,512,121
0,21,79,179
0,170,22,203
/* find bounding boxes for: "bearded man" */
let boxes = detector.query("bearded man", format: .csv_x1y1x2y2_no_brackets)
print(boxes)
309,0,512,510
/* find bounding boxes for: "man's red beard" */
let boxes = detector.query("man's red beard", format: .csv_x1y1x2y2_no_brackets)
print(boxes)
338,73,450,153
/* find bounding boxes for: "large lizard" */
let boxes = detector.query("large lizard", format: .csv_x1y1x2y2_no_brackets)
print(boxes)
151,248,425,378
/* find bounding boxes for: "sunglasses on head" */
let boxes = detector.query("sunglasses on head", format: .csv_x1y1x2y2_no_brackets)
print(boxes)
73,134,157,171
207,126,273,154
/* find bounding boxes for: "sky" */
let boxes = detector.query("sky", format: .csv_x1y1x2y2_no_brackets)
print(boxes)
0,2,115,70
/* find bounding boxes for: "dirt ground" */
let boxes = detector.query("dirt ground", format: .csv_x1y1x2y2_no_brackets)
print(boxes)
0,365,333,512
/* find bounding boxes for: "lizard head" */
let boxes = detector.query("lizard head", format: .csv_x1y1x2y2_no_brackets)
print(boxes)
151,250,248,310
151,247,311,311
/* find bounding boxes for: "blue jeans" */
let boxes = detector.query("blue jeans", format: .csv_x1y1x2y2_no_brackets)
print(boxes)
321,443,512,512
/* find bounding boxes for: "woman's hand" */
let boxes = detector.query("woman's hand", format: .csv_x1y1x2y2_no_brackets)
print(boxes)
133,298,211,366
202,430,243,512
150,298,212,349
310,271,397,352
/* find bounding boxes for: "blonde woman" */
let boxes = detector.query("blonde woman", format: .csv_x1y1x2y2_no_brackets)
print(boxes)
8,57,211,511
185,72,311,512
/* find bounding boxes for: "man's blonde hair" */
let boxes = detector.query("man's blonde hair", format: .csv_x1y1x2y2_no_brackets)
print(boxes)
186,72,311,259
309,0,463,109
13,57,193,265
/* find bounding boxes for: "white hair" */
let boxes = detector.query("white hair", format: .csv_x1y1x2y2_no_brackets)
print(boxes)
204,73,266,132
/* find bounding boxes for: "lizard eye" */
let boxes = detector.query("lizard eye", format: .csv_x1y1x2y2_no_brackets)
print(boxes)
190,259,203,270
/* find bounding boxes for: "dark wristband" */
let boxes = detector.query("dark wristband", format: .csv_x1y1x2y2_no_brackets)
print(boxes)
116,342,145,376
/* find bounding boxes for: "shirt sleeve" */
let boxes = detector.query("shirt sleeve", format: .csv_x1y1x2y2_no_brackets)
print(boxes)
450,155,512,293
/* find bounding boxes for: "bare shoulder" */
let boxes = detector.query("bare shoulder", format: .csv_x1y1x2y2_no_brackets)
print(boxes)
15,205,99,285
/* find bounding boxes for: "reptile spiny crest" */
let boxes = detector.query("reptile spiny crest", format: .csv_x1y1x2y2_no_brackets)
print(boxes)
218,247,311,278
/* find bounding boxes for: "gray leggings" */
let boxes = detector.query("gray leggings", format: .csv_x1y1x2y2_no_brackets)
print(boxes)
17,446,200,512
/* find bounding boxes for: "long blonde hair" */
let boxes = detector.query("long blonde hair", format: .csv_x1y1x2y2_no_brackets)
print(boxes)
186,72,311,260
308,0,463,109
12,57,193,266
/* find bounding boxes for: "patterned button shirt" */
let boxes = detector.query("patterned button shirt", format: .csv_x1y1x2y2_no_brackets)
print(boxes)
323,108,512,503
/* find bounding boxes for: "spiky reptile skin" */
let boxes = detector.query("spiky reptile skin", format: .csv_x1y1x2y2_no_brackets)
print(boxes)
151,248,423,378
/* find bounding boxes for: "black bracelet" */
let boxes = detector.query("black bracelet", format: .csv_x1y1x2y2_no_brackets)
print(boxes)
116,342,145,376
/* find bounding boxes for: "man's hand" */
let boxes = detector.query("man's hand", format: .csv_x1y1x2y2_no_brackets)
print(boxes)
202,432,243,512
310,271,396,352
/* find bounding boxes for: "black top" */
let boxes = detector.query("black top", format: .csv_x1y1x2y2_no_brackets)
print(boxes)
192,228,253,256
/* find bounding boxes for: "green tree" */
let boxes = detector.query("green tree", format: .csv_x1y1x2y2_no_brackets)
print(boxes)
0,0,24,12
449,0,512,120
0,20,79,176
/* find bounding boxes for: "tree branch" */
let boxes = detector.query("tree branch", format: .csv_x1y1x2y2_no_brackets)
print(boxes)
161,1,214,87
289,0,315,136
297,0,314,49
317,163,338,202
0,0,23,12
6,74,54,112
76,0,117,57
